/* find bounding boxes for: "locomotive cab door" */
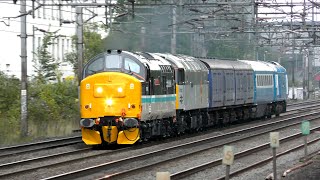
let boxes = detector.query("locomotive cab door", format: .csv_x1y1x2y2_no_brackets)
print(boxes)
278,73,287,100
142,63,152,120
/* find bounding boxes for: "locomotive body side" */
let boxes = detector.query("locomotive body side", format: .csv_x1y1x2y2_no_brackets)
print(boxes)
138,53,176,122
240,60,287,118
156,53,209,132
263,61,288,114
138,52,176,139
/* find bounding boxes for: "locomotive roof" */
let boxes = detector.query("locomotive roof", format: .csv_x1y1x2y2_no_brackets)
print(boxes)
153,53,185,69
154,53,207,71
199,59,252,71
126,51,173,71
239,60,277,72
263,61,287,73
176,55,208,71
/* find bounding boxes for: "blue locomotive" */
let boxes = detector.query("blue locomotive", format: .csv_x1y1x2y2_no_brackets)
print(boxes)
80,50,288,145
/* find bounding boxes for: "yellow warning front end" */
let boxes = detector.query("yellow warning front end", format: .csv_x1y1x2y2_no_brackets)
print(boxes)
80,72,141,145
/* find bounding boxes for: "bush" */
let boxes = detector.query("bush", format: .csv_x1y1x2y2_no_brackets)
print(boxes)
0,72,21,145
28,80,80,138
0,74,80,146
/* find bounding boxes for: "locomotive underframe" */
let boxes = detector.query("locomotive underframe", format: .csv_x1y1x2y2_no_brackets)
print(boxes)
138,100,287,141
82,100,287,145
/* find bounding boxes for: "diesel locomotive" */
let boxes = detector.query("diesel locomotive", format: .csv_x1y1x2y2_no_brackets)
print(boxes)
79,50,288,145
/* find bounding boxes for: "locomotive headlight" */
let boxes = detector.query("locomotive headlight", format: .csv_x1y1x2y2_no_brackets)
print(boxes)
117,87,123,93
106,99,113,106
96,87,103,93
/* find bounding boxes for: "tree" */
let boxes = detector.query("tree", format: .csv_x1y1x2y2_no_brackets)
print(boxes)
64,23,105,78
33,32,59,83
0,71,21,144
0,71,20,114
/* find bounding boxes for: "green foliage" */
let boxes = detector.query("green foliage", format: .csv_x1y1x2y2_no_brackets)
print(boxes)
0,72,21,145
29,80,79,122
0,72,20,113
33,32,59,83
83,26,105,63
64,23,105,79
0,71,80,146
27,80,79,137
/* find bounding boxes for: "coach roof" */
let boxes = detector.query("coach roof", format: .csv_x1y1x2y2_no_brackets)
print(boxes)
199,58,252,71
239,60,277,72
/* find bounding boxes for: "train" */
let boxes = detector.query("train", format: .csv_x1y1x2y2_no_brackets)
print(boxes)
79,50,288,146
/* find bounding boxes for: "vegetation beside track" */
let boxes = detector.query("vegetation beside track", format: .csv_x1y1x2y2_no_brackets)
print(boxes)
0,72,79,146
0,24,106,146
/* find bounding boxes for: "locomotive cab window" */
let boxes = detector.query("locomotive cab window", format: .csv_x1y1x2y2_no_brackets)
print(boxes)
105,55,122,69
83,53,146,80
124,58,141,74
84,56,104,78
122,56,145,80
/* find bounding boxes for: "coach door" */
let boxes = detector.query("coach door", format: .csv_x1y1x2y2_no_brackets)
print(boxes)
224,70,235,106
212,70,224,107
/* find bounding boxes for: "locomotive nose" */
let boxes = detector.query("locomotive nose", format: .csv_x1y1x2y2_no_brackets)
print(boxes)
80,72,142,145
80,72,142,119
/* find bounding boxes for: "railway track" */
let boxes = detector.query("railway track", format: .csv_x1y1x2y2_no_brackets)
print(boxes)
214,138,320,180
0,101,316,163
287,99,320,107
1,100,319,179
0,145,132,179
171,127,320,180
0,100,310,155
30,110,320,180
0,135,82,158
96,114,320,180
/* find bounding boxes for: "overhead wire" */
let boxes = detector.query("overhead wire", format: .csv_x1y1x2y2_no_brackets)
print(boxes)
0,18,75,29
0,29,20,34
0,1,93,16
0,1,108,32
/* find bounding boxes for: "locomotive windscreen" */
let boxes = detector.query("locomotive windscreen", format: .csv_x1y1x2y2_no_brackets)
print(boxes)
83,53,146,80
